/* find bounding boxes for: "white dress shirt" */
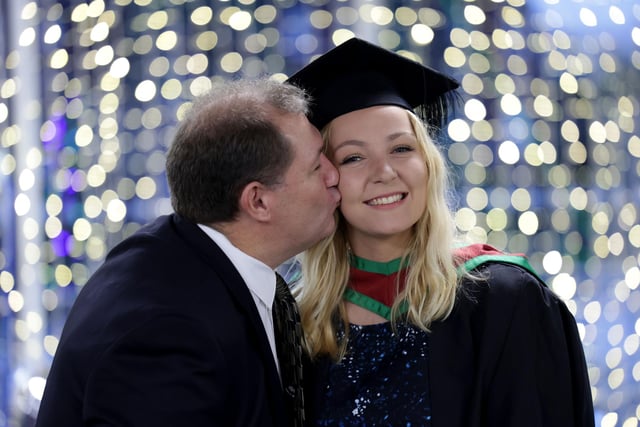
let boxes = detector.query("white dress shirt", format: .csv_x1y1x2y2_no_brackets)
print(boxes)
197,224,280,372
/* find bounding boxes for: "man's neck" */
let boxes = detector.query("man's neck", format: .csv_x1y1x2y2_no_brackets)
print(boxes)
206,221,284,269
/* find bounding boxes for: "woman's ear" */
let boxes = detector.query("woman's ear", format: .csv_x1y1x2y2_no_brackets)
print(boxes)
238,181,272,222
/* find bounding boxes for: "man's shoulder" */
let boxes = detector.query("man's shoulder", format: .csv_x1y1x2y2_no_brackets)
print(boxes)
105,214,197,260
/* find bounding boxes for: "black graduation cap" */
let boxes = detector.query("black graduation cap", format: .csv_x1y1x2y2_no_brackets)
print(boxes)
287,37,459,131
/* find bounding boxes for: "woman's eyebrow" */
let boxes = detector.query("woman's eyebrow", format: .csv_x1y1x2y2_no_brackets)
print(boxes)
332,139,365,152
333,131,415,151
388,131,415,141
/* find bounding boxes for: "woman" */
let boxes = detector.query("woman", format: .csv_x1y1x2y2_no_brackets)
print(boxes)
287,38,594,427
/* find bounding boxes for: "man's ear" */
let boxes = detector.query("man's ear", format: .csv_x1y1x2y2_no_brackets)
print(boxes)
238,181,273,222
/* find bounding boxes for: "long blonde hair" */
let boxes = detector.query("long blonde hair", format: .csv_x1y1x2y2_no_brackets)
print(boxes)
298,110,460,361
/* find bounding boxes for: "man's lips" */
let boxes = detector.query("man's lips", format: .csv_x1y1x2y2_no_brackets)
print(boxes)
329,187,341,205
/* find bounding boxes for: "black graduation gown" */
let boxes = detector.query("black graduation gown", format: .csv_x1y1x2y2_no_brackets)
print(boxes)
429,262,594,427
305,262,594,426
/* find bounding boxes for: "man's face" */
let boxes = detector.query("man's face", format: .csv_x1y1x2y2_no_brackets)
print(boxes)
270,112,341,256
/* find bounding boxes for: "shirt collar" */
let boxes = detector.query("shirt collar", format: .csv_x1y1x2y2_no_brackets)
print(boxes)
197,224,276,308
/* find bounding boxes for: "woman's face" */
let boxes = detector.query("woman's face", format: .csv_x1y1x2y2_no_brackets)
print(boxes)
327,105,428,252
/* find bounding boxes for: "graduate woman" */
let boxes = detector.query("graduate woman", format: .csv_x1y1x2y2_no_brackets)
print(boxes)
287,38,594,427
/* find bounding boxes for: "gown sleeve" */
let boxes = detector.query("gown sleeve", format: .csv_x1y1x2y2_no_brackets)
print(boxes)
429,262,594,427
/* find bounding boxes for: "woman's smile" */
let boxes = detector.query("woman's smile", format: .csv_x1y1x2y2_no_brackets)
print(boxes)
364,192,407,207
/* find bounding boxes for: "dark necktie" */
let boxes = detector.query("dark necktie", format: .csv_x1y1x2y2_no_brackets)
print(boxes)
272,273,305,427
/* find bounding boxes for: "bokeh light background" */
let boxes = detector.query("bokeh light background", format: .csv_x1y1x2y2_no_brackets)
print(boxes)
0,0,639,425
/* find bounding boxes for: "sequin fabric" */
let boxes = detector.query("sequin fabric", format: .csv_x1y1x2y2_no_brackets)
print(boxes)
312,322,431,427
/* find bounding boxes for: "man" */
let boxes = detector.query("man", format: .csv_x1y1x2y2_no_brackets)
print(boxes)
35,78,340,426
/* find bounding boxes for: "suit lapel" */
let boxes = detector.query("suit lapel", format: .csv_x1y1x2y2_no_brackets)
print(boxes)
169,214,285,420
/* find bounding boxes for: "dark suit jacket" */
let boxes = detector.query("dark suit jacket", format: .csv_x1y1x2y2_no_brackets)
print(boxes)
36,214,286,427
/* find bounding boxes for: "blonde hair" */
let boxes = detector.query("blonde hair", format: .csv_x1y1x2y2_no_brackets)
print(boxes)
298,109,460,361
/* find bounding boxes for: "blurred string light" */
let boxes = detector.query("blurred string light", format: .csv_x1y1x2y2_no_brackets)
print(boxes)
0,0,638,425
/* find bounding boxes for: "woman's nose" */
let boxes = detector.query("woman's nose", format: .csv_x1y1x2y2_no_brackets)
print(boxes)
371,157,398,183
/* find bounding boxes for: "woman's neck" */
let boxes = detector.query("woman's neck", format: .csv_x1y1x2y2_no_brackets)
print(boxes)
347,233,410,263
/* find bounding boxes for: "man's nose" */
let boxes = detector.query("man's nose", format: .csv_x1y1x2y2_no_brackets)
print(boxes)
321,155,339,187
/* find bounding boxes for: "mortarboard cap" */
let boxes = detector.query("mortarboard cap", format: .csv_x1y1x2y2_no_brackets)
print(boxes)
287,37,459,130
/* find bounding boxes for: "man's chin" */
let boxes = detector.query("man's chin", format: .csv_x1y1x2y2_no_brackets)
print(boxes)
322,221,338,240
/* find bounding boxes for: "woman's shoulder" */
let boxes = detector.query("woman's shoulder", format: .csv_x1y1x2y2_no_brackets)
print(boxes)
464,261,547,295
453,244,552,306
452,260,568,330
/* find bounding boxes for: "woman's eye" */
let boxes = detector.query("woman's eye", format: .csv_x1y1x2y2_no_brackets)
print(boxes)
393,145,414,153
340,154,362,165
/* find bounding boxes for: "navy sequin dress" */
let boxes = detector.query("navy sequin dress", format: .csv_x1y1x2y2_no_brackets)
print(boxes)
311,321,432,427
